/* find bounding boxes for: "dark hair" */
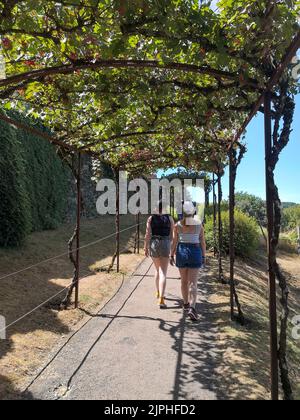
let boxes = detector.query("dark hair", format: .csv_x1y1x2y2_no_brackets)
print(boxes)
158,200,163,214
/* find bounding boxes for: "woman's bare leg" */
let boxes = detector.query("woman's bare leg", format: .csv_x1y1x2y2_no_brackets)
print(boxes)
152,258,161,296
188,268,200,309
179,268,189,305
158,257,169,298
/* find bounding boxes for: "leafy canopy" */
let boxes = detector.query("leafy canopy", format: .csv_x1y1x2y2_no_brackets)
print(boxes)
0,0,299,172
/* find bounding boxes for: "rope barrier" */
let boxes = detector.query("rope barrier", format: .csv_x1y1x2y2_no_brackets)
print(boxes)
0,235,144,335
0,281,73,335
0,222,141,281
23,257,149,393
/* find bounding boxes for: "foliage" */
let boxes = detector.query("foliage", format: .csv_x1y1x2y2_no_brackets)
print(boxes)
0,1,298,235
0,0,298,396
0,111,70,247
285,229,298,245
15,113,69,231
234,192,267,227
0,118,30,246
282,202,297,209
205,202,229,217
282,205,300,231
205,210,260,258
279,230,298,254
0,1,298,173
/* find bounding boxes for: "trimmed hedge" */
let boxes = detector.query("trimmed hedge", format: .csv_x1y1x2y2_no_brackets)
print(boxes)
15,114,69,231
0,119,30,247
205,210,260,258
0,112,69,247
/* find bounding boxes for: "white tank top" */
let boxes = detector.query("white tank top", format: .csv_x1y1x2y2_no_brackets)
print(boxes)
178,222,202,244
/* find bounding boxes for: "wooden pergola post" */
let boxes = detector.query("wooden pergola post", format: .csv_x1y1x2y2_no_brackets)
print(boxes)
116,169,120,273
264,91,279,400
217,170,225,284
229,147,235,321
75,152,82,309
212,173,217,257
134,213,141,254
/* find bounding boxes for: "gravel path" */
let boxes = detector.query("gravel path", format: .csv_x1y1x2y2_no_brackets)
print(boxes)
27,259,219,400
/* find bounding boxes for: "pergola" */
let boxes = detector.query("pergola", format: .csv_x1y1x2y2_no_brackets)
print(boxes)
0,0,299,400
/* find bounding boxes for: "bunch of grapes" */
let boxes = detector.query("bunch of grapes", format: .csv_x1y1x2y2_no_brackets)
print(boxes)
2,37,12,50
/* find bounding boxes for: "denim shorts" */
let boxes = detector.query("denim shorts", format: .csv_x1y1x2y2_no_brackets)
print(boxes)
176,243,203,269
150,237,171,258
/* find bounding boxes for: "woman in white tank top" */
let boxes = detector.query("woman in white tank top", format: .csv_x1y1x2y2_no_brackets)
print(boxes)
170,202,206,321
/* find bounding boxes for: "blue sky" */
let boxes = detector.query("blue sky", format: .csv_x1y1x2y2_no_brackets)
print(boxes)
210,0,219,11
158,94,300,204
221,94,300,204
208,2,300,204
159,1,300,204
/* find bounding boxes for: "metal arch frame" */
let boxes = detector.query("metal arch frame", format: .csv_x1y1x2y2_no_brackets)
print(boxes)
0,29,299,402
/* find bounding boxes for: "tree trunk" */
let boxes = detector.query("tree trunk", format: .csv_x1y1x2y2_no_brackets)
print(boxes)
217,170,226,284
229,146,245,325
108,168,120,273
61,153,81,309
266,87,295,400
212,174,217,257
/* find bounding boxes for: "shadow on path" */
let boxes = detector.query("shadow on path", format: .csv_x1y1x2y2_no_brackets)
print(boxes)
24,255,279,400
168,257,271,400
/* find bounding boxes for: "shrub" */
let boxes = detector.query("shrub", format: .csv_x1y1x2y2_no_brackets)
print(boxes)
234,192,267,227
205,202,229,218
282,205,300,231
287,229,298,244
278,237,297,254
279,230,298,254
205,210,260,258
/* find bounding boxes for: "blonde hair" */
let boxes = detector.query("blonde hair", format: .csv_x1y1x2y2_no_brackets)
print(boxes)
181,201,196,226
181,215,193,226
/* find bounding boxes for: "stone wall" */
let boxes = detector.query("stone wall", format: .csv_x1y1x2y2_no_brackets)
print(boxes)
64,155,99,222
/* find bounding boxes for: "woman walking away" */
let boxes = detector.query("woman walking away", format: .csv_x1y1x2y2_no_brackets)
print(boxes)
171,201,206,321
144,201,174,308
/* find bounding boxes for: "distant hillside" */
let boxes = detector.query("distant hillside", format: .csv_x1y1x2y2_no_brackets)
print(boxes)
282,202,298,209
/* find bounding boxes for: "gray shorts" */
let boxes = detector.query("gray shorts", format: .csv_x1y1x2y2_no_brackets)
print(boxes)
150,237,171,258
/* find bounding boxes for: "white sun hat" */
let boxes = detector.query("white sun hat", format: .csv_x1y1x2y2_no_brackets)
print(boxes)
183,201,196,216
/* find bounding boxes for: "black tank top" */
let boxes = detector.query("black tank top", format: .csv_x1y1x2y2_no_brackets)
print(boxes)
151,215,171,237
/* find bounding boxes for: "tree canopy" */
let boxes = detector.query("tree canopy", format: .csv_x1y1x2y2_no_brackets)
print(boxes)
0,0,299,173
234,191,267,227
282,204,300,230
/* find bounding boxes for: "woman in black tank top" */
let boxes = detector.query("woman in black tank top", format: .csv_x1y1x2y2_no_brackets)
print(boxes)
151,214,171,237
144,202,174,308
